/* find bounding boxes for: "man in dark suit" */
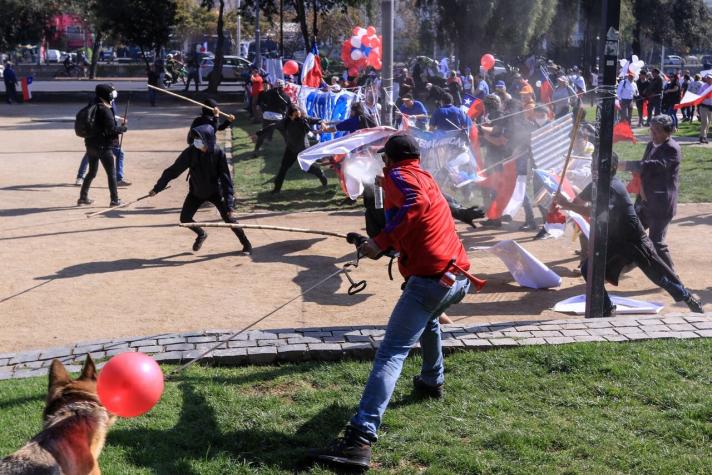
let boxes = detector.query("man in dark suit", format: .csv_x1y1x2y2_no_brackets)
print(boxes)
636,115,680,270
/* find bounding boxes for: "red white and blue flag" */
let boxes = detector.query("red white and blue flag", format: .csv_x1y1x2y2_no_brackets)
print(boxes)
301,42,324,88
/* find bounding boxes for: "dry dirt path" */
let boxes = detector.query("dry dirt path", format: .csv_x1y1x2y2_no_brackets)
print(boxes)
0,103,710,352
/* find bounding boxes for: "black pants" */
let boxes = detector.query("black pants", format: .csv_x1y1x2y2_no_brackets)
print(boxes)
581,234,688,311
643,213,675,271
80,146,118,202
179,192,251,246
647,98,661,123
273,148,326,192
635,98,646,124
254,120,279,152
5,83,17,103
184,73,200,92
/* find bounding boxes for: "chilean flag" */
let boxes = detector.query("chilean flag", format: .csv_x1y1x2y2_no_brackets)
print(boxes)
301,42,324,88
462,93,484,119
675,84,712,110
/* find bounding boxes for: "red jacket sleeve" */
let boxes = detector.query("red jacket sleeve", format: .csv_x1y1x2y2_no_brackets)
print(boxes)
373,168,431,251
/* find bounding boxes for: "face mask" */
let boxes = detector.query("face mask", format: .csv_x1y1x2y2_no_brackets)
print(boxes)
193,138,205,150
111,90,118,100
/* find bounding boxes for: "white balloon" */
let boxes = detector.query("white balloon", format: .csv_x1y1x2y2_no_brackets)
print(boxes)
357,27,367,37
350,36,361,48
351,49,363,61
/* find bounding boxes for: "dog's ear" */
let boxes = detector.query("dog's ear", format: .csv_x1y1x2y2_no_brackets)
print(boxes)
49,359,71,389
79,355,97,381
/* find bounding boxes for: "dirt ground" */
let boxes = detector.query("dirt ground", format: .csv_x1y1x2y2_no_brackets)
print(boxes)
0,102,710,353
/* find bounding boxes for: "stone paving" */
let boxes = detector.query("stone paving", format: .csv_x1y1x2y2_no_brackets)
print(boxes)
2,312,712,380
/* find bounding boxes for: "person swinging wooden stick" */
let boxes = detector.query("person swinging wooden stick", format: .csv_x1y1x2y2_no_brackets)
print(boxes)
149,124,253,254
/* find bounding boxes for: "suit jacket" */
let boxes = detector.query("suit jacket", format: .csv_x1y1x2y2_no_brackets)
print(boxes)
639,138,680,220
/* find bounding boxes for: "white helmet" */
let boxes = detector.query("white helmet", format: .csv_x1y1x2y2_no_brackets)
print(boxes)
166,54,173,60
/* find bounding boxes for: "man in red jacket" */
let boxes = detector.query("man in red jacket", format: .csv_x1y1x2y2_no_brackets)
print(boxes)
309,134,474,470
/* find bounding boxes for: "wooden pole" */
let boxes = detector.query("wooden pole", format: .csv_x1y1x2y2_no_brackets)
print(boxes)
179,222,347,239
147,85,233,119
85,186,170,218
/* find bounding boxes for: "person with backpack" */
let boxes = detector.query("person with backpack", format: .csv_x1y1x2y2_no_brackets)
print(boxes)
148,124,253,254
76,84,126,207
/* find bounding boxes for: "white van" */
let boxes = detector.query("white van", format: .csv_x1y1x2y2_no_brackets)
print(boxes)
46,49,61,63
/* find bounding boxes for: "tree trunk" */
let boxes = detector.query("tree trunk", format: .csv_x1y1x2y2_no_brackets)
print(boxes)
89,30,103,80
294,0,310,52
312,0,318,41
208,0,226,93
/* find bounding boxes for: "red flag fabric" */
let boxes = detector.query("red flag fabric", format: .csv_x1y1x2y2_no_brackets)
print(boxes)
626,172,641,194
675,87,712,110
479,161,518,219
541,80,554,119
467,98,485,120
613,121,637,144
642,99,648,118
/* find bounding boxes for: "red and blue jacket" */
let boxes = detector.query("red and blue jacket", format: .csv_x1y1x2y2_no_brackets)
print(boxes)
373,158,470,279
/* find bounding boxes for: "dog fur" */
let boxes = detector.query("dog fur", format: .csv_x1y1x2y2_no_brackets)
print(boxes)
0,356,116,475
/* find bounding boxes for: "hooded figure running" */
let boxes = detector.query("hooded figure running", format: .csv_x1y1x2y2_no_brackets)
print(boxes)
149,124,252,254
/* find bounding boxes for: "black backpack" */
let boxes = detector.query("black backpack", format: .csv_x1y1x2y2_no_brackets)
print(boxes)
75,103,99,138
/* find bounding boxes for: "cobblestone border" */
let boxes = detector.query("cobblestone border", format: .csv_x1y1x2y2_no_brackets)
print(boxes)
2,312,711,380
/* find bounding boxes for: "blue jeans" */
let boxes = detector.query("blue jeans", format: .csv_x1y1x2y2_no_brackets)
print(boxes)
77,146,124,180
350,275,471,438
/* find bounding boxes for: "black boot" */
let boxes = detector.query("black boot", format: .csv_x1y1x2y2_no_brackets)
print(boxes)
192,232,208,251
413,375,444,399
684,294,704,313
308,425,374,470
237,231,253,255
77,197,94,206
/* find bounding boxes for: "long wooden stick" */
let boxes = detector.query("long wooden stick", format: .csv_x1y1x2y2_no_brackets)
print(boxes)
554,110,585,197
85,186,170,218
147,85,232,119
179,222,348,239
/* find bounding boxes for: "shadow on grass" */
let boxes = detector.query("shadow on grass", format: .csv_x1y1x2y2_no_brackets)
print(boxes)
109,379,354,473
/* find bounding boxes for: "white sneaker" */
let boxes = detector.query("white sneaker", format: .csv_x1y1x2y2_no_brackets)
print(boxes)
75,177,83,186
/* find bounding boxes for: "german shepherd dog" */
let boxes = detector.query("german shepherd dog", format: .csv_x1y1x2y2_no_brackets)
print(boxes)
0,356,116,475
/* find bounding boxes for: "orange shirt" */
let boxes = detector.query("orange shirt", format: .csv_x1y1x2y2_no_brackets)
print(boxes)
251,73,263,96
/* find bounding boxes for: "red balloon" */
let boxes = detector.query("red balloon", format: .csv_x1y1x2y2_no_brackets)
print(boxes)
368,50,379,64
366,26,377,36
362,36,372,48
348,66,359,78
481,53,495,71
97,352,164,418
352,26,361,36
283,60,299,76
373,57,383,71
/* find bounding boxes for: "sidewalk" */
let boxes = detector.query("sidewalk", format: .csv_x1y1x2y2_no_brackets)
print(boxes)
2,312,711,380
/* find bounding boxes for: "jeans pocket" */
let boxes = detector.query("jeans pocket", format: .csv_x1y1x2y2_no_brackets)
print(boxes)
407,277,451,313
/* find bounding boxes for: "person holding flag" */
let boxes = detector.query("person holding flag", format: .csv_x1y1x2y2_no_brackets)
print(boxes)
397,94,428,129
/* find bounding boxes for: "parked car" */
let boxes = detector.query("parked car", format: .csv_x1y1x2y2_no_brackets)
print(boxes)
99,48,115,62
46,49,61,63
665,55,684,66
199,55,251,82
701,55,712,70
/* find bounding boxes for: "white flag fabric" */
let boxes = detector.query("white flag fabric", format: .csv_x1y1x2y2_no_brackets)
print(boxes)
472,240,561,289
553,294,663,315
502,175,528,217
297,127,397,171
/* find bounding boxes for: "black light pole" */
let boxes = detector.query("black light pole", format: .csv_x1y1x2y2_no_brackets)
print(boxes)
255,0,261,67
381,0,394,126
279,0,284,57
585,0,620,319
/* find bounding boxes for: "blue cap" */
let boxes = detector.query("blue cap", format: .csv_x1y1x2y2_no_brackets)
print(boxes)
495,80,506,88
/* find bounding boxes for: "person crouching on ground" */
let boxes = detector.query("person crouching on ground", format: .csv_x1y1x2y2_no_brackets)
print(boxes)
149,124,252,254
308,134,475,470
77,84,126,207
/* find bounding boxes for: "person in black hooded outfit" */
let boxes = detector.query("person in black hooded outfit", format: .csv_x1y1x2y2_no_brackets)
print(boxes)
187,98,235,144
78,84,126,207
150,124,253,254
272,104,328,194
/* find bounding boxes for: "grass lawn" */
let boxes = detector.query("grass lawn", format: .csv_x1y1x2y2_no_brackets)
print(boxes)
2,340,712,474
231,113,359,213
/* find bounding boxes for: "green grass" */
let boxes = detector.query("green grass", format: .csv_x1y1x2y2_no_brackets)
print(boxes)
231,113,359,212
3,340,712,473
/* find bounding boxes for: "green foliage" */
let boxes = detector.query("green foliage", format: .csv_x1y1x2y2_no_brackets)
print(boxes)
631,0,712,53
0,0,65,51
3,340,712,473
97,0,177,64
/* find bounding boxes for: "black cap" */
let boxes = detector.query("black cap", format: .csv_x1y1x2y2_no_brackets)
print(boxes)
95,83,114,102
377,134,420,161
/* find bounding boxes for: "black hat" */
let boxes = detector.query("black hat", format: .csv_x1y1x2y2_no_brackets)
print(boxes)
95,83,114,102
377,134,420,161
202,98,218,116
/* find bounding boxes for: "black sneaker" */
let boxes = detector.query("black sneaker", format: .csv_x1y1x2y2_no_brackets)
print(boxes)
534,226,552,240
501,214,512,223
684,294,704,313
413,375,443,399
308,425,373,470
77,197,94,206
240,243,253,255
481,218,502,228
193,233,208,252
603,304,617,318
109,199,123,207
319,175,328,188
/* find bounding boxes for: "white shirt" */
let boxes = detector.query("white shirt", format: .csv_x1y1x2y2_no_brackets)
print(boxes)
573,75,586,93
698,82,712,106
616,78,638,100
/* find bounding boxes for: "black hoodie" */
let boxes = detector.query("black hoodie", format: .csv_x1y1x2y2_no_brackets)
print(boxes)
85,84,126,149
187,98,233,144
153,124,235,207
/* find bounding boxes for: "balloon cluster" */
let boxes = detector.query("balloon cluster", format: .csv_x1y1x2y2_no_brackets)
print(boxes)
341,26,382,78
619,55,645,79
